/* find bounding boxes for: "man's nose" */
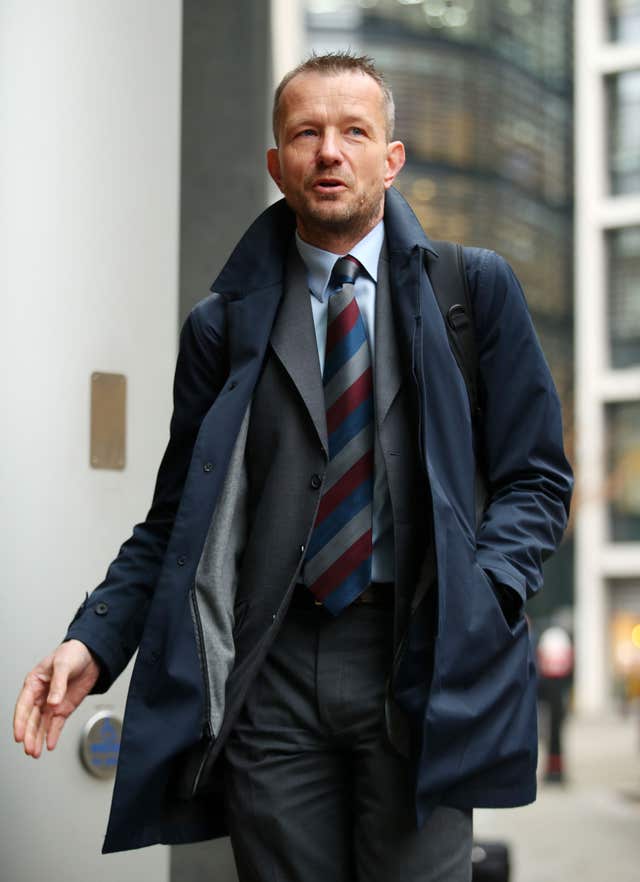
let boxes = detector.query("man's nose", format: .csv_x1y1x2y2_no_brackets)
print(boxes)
316,131,342,165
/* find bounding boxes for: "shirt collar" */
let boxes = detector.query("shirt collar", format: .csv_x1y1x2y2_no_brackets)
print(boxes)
295,220,385,303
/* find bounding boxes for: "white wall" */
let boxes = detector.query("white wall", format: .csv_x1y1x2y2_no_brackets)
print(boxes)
0,2,182,878
574,0,640,713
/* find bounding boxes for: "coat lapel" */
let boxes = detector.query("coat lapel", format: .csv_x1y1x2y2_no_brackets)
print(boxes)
269,245,328,455
224,282,284,391
375,241,402,428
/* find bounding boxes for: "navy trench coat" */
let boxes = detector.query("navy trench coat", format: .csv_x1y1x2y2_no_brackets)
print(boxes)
65,188,572,853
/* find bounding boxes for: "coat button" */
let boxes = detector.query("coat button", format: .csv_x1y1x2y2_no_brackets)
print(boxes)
310,474,322,490
228,381,237,391
150,649,160,663
95,602,109,616
177,555,187,567
203,462,213,473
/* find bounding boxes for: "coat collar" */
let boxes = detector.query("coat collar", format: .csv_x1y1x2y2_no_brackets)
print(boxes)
210,199,296,297
383,186,439,259
209,187,439,299
211,187,439,430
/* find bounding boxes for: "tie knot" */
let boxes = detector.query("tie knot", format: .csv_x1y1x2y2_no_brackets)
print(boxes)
331,255,360,290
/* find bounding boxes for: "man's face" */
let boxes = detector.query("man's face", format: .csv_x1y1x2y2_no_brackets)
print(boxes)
267,71,405,251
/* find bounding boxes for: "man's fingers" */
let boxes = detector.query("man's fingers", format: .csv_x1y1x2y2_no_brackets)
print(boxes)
46,714,66,752
23,704,41,757
13,668,52,741
47,660,71,707
15,644,96,755
34,712,47,759
13,691,32,743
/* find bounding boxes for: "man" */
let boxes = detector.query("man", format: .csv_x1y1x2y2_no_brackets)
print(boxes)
14,52,572,881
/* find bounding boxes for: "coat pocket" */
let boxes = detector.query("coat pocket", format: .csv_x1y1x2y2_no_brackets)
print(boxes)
438,562,527,689
474,562,524,638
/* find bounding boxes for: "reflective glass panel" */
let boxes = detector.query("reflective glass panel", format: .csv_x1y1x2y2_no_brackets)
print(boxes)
608,0,640,43
608,227,640,368
608,401,640,541
307,0,572,87
608,71,640,195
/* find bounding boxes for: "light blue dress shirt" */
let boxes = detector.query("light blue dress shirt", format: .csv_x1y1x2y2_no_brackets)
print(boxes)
295,221,394,582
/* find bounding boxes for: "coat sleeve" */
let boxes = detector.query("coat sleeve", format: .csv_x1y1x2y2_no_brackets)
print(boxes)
468,249,573,609
64,294,228,692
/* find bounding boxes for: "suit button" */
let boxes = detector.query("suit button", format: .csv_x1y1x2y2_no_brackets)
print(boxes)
203,462,213,473
310,474,322,490
177,555,187,567
95,602,109,616
228,381,237,391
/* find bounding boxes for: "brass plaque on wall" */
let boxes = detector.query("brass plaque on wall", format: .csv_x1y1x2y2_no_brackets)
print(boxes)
90,372,126,469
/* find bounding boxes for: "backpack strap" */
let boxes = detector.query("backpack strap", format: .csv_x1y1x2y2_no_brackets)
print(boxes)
424,240,480,425
424,240,487,526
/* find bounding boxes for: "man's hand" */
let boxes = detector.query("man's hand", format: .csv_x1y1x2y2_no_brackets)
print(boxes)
13,640,101,758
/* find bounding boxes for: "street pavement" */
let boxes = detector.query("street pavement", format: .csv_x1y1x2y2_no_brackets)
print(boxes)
474,712,640,881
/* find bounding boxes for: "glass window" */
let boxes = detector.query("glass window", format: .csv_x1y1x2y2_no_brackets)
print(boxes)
607,401,640,541
608,584,640,708
340,0,573,87
397,165,572,317
375,43,572,206
608,0,640,43
608,71,640,195
608,227,640,368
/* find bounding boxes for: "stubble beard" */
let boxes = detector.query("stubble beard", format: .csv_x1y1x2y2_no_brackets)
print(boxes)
293,184,385,243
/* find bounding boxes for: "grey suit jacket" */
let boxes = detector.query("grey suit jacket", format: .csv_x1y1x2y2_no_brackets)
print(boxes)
191,239,431,745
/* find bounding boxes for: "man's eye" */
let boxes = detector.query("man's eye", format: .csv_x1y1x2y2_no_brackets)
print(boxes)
349,127,365,136
298,129,317,137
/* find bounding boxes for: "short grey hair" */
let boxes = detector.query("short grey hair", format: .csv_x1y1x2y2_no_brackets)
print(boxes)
272,50,395,145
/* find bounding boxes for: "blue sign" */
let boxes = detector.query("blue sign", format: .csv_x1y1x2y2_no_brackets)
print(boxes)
80,711,122,779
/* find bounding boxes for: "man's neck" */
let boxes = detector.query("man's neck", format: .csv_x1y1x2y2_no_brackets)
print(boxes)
296,215,383,255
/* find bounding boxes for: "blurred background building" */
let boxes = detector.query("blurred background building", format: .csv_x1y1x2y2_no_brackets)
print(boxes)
575,0,640,713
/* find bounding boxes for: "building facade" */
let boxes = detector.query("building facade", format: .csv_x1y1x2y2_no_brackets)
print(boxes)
575,0,640,712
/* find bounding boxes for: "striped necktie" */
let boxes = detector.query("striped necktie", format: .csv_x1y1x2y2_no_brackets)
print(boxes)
303,255,374,615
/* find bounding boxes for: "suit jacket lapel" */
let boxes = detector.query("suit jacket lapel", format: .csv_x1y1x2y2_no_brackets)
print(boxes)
375,242,402,428
270,245,328,455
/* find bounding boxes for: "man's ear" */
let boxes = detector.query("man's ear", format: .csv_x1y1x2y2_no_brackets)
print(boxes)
267,148,284,192
383,140,406,189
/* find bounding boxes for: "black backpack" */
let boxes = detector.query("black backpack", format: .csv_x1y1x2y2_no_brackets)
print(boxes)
425,241,480,426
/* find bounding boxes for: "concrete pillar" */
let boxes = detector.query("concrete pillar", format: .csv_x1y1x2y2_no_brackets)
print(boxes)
1,2,181,878
574,0,609,714
178,0,273,323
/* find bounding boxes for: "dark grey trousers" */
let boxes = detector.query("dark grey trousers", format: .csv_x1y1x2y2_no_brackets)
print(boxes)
223,601,472,882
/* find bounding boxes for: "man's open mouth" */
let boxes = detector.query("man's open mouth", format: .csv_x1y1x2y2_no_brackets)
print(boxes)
313,179,346,190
